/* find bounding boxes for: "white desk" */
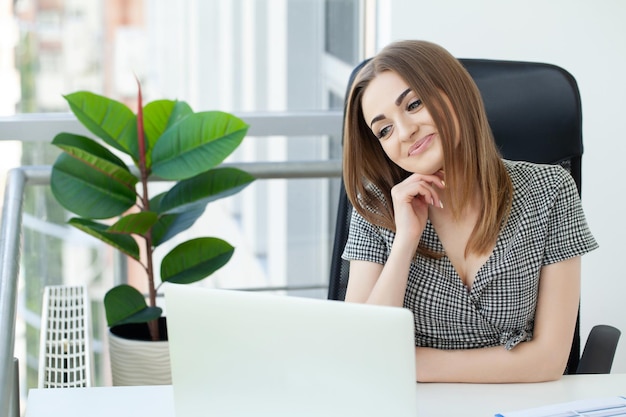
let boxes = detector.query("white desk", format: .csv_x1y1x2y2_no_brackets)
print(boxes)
24,374,626,417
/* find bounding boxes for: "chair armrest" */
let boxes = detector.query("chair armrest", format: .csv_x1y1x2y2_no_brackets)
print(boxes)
576,324,621,374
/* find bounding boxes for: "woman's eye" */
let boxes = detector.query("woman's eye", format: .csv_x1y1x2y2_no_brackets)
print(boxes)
377,125,391,139
408,99,423,111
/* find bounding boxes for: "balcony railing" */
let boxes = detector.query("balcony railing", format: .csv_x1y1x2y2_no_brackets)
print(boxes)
0,111,343,417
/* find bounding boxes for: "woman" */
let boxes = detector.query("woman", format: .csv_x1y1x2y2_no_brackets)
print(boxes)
341,40,598,383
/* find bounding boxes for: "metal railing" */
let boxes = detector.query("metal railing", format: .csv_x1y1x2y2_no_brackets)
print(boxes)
0,110,343,142
0,111,343,417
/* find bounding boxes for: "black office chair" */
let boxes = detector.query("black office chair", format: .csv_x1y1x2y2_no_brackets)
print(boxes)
328,58,620,375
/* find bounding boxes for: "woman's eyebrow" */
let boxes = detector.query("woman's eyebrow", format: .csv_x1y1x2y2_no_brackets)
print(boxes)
370,114,384,128
369,88,413,128
395,88,412,106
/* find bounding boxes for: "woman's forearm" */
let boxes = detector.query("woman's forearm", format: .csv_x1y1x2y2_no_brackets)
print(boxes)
415,340,569,383
364,235,419,307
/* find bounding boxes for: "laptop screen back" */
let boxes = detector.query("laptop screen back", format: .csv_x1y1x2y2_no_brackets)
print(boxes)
164,284,417,417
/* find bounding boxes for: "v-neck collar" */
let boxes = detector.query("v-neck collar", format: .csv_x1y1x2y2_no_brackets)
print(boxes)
419,193,522,299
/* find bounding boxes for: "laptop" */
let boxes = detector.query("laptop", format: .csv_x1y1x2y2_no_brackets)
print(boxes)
164,284,417,417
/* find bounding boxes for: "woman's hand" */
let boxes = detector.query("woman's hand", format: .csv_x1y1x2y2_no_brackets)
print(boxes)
346,171,445,307
391,171,445,242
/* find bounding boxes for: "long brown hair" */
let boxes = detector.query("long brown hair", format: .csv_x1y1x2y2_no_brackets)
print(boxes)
343,40,512,256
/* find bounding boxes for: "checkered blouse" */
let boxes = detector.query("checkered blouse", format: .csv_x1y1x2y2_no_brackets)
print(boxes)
342,160,598,350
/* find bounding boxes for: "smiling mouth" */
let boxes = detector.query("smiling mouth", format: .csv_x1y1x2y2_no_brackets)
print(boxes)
408,133,435,156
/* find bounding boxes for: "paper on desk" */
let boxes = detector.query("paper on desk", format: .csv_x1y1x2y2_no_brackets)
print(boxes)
495,396,626,417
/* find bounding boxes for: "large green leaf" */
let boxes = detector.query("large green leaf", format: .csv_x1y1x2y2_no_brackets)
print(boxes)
52,133,138,189
108,212,159,236
161,237,234,284
143,100,193,168
69,218,140,260
64,91,137,159
104,285,162,327
157,167,255,215
150,193,207,247
51,153,137,219
151,111,249,180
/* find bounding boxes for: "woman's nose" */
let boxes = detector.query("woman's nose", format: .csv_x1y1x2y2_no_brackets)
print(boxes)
396,115,417,142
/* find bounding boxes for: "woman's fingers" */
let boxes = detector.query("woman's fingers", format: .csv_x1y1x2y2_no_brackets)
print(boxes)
394,173,445,208
390,172,446,243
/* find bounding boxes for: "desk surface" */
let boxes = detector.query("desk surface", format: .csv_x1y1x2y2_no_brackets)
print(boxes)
25,373,626,417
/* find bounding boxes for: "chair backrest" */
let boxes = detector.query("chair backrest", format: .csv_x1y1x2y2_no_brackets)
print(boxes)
38,285,93,388
328,58,584,373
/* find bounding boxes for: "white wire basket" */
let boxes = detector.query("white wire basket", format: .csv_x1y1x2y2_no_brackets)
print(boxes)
37,285,93,388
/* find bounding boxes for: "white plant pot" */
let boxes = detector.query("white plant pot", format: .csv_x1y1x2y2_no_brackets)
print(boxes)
107,319,172,386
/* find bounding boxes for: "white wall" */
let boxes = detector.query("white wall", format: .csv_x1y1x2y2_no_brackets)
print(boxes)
380,0,626,372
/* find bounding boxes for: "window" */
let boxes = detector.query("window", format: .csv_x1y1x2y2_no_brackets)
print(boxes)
325,0,360,66
2,0,367,390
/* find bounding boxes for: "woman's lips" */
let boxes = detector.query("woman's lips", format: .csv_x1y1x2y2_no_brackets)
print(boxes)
408,133,435,156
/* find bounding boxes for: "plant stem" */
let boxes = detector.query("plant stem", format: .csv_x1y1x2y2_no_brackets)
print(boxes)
145,230,158,341
136,77,159,342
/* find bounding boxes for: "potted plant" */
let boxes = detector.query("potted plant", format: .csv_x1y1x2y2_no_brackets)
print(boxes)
50,81,254,385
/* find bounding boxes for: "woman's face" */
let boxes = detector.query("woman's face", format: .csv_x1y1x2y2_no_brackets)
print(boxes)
361,71,444,175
